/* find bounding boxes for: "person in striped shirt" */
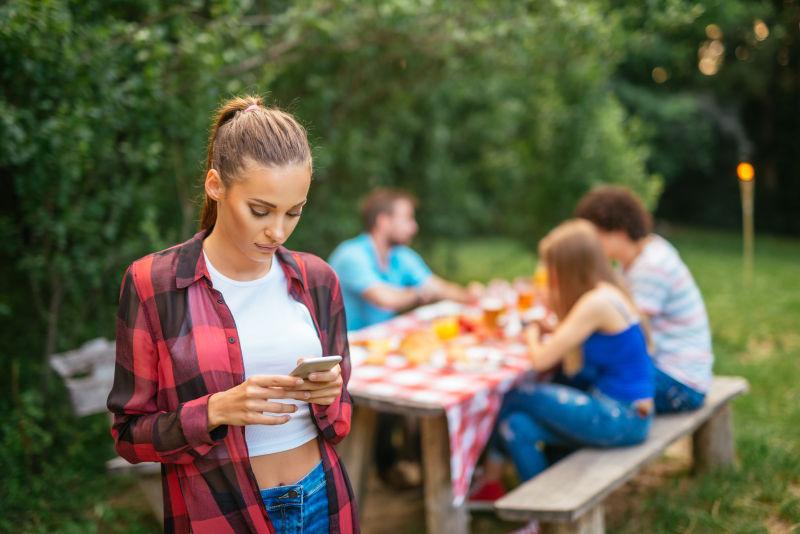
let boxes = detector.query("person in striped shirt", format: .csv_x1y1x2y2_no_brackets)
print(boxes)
575,185,713,413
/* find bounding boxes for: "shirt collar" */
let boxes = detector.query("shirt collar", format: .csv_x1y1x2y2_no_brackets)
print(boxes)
175,228,305,290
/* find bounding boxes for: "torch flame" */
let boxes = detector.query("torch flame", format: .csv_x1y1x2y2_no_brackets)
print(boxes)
737,162,755,182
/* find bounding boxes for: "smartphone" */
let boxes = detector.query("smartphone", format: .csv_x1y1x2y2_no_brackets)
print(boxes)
289,355,342,379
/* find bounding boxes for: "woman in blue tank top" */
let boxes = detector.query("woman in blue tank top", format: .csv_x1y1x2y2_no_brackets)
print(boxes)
471,219,654,503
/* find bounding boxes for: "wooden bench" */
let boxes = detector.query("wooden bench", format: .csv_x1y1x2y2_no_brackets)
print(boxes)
49,338,163,521
494,375,748,533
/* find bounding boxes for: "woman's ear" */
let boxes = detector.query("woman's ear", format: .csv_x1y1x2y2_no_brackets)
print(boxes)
205,169,225,201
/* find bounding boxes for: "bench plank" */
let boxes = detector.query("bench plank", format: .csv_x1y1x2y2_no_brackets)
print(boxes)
495,376,748,523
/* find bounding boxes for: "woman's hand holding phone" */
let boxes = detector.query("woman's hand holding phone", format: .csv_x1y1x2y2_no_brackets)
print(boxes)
288,358,343,406
207,374,311,431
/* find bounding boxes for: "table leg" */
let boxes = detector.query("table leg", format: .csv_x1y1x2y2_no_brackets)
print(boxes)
337,405,377,508
420,414,470,534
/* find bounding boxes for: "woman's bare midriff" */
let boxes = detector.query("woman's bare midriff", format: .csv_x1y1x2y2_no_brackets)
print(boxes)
250,438,321,489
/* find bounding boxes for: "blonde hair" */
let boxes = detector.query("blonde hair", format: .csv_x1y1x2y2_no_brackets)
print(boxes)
539,219,633,318
539,219,644,374
200,95,312,231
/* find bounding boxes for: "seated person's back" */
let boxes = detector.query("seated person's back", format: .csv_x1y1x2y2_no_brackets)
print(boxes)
626,234,713,394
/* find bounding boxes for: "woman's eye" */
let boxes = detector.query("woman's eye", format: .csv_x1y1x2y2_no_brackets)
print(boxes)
288,211,303,217
250,208,269,217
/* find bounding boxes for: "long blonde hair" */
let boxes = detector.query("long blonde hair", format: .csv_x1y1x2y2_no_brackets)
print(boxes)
538,219,643,374
539,219,636,320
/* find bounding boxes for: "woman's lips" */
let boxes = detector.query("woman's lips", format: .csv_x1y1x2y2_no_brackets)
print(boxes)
255,243,279,252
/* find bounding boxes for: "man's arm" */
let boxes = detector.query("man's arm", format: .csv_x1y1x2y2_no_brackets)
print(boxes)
422,275,481,304
361,283,424,311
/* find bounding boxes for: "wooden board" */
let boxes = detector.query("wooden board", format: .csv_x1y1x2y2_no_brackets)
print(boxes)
495,376,748,523
420,414,470,534
106,455,161,476
348,392,445,416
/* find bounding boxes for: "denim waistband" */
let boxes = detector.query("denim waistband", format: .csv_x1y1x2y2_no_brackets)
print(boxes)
259,460,326,502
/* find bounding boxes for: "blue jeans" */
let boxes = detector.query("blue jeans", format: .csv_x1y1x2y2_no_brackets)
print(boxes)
260,461,329,534
488,383,652,481
654,367,705,413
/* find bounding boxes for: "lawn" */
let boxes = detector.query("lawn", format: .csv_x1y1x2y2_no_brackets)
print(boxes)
14,226,799,533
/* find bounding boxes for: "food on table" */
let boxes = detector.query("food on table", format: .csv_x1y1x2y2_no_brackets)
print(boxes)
445,334,479,364
432,316,460,340
446,344,468,364
363,338,393,365
399,330,442,365
458,314,480,333
452,346,503,372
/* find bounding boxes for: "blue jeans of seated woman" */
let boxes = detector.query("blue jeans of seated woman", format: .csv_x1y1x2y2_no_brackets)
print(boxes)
654,367,705,413
260,460,329,534
488,382,653,481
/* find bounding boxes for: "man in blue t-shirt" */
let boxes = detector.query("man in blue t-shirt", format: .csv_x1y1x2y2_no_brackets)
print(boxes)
330,187,480,487
329,188,477,331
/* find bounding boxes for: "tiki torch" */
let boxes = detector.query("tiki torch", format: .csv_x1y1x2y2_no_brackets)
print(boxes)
737,162,755,282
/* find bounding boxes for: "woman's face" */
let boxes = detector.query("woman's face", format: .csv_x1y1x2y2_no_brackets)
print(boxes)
207,161,311,265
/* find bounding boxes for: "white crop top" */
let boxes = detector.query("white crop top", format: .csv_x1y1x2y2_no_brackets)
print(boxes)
204,251,321,456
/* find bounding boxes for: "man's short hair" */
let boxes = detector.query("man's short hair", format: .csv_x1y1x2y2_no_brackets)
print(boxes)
574,185,652,241
360,188,418,231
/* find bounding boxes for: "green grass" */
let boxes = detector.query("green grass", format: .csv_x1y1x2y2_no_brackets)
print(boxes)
426,227,800,533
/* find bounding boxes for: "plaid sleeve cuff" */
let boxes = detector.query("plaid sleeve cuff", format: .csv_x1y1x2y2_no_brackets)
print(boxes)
180,394,228,451
312,395,341,422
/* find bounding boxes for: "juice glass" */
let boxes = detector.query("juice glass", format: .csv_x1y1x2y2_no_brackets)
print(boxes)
432,316,460,340
481,297,505,331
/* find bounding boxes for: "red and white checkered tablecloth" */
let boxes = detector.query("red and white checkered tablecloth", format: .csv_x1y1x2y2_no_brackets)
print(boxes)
347,301,535,505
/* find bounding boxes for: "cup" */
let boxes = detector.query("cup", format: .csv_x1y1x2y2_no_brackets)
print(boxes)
533,264,548,289
481,297,505,331
514,276,535,310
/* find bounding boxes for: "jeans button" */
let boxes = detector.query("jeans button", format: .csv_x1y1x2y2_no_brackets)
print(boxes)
288,490,298,498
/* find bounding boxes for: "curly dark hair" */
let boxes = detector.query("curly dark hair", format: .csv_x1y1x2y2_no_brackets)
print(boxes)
574,185,652,240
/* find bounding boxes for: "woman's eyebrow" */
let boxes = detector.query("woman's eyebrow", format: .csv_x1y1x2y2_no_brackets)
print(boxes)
248,198,307,208
248,198,277,208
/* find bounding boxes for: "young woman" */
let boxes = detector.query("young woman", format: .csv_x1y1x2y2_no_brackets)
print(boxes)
107,95,358,534
472,219,654,500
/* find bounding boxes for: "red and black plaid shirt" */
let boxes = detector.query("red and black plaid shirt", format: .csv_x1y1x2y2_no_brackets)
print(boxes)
107,229,358,533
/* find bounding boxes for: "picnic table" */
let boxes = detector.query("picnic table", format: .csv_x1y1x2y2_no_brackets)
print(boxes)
338,300,537,534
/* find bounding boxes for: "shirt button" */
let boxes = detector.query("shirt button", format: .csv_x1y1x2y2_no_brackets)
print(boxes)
217,297,224,304
228,336,236,344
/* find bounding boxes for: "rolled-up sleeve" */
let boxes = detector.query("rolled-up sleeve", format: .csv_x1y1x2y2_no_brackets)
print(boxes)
107,266,226,465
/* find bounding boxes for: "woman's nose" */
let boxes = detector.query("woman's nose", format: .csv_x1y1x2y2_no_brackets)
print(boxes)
266,221,285,242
